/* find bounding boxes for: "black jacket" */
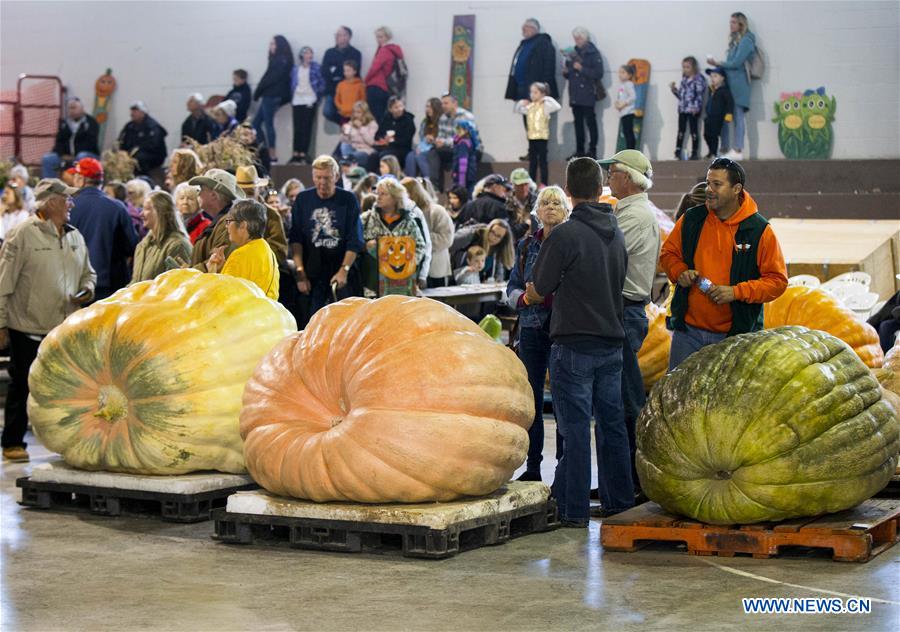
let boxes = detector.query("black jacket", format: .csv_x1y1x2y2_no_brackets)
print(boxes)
225,83,252,122
459,192,509,226
253,57,293,105
505,33,559,100
375,111,415,154
181,112,218,144
118,115,168,174
532,202,627,346
705,86,734,127
52,115,100,157
564,41,603,107
322,45,363,95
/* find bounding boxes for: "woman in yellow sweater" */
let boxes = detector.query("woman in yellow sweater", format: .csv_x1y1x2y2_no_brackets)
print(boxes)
207,200,279,299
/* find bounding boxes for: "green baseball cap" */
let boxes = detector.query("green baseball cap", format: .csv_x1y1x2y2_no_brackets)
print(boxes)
597,149,652,177
509,168,532,185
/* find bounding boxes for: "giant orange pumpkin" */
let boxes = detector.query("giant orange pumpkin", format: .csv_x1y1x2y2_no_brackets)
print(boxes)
240,295,534,502
637,301,672,391
764,286,884,368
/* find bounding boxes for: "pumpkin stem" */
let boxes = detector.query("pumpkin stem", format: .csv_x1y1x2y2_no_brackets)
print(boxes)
94,385,129,422
330,417,343,428
714,470,732,480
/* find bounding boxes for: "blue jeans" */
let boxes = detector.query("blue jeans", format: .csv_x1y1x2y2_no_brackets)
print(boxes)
550,342,634,521
322,95,342,124
338,143,372,167
404,149,431,179
732,106,748,152
519,325,552,475
252,95,282,150
668,323,727,370
613,304,648,490
719,122,730,153
41,151,97,178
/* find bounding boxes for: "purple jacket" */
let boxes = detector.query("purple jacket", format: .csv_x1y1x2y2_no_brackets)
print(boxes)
675,74,707,114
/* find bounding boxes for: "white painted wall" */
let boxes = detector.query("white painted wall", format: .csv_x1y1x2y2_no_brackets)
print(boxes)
2,0,898,163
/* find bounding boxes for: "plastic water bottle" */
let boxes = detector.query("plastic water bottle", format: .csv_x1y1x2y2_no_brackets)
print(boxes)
697,277,713,294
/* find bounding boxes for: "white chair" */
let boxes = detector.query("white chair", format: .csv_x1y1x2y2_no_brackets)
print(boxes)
827,283,868,303
844,292,879,319
787,274,821,288
823,271,872,288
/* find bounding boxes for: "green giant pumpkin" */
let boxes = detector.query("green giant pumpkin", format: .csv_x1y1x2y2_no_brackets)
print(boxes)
636,326,899,525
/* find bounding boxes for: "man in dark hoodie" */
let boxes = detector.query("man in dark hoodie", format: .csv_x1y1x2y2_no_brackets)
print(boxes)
531,157,633,527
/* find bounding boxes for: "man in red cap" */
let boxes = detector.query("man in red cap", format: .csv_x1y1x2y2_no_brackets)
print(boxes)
69,157,139,300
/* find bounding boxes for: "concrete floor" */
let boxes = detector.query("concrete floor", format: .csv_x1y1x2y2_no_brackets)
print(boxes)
1,422,898,632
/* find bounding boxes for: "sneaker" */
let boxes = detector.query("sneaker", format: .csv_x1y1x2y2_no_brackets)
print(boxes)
559,519,589,528
2,447,29,462
593,506,632,519
287,155,304,165
516,471,542,482
518,153,530,161
723,149,744,160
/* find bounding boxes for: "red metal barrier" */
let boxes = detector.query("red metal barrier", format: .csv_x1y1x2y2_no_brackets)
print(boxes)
0,74,65,166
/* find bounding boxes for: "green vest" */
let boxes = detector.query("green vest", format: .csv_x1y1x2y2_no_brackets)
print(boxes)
669,204,769,336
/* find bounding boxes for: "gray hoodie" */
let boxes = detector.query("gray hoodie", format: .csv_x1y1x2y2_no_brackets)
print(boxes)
532,202,627,347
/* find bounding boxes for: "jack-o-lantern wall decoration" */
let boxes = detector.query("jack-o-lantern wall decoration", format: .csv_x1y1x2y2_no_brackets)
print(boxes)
92,68,117,145
378,236,416,296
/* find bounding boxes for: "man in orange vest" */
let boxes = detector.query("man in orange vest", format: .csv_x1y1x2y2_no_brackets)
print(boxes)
660,158,787,368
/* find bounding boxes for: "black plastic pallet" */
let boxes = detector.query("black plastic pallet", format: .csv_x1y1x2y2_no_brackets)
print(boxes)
16,476,257,523
876,474,900,498
213,498,559,559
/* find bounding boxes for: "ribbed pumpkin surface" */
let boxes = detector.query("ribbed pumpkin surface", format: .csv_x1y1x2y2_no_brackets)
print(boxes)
27,269,296,474
636,326,899,525
240,295,534,503
764,286,884,368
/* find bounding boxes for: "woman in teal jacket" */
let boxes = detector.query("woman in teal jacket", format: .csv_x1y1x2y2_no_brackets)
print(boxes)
708,12,757,159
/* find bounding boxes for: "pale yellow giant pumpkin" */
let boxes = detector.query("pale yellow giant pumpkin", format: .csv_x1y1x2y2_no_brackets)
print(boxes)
27,269,296,474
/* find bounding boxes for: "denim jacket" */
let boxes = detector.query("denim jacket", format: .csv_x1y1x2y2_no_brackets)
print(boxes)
506,228,551,329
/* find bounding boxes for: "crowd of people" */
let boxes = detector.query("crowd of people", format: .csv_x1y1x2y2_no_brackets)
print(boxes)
30,11,760,200
1,11,848,519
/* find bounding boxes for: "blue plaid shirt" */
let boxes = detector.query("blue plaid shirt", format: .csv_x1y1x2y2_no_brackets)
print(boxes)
437,107,481,151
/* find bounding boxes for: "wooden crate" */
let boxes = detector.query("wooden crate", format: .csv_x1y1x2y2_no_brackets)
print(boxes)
770,219,900,299
601,498,899,562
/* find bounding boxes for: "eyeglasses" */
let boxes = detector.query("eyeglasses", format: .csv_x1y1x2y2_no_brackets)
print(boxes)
708,157,745,186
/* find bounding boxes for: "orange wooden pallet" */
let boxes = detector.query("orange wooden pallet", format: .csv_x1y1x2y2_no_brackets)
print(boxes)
600,498,900,562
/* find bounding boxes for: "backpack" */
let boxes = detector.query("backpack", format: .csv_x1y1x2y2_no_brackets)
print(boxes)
386,54,408,97
745,43,765,81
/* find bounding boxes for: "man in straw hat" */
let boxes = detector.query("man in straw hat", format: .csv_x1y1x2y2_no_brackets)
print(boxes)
0,179,96,463
235,164,288,263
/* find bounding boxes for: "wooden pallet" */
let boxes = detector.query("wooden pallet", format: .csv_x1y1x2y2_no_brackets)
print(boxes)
601,499,900,562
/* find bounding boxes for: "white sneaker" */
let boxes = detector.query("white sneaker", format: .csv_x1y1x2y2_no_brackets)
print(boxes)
723,150,744,160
